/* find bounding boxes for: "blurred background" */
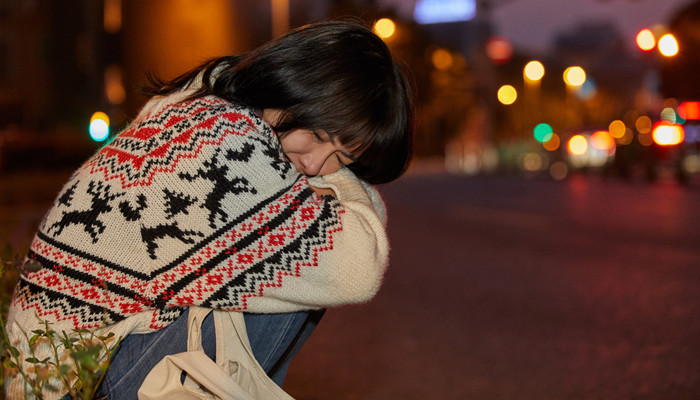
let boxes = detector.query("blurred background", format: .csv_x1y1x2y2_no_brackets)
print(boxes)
1,0,700,399
1,0,699,183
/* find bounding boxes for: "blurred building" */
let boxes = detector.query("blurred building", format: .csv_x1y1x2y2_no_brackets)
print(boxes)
661,0,700,100
551,20,645,127
0,0,275,171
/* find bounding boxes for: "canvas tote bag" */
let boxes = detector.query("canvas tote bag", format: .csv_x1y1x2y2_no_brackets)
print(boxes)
138,307,295,400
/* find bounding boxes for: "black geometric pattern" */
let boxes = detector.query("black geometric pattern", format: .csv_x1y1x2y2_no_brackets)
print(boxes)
12,96,344,331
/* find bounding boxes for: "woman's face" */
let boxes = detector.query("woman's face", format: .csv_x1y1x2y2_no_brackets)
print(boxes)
264,109,357,176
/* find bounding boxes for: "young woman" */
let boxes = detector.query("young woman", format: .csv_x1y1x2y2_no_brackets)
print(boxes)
5,20,413,399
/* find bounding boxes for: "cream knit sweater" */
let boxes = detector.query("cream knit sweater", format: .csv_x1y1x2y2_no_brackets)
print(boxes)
5,92,389,399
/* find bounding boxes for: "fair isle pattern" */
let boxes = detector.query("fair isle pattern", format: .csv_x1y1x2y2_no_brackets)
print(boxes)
12,96,344,330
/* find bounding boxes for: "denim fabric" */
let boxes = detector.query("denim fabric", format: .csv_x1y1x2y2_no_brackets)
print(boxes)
91,309,324,400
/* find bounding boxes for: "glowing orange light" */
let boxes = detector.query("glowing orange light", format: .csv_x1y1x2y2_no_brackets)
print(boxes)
104,64,126,105
497,85,517,105
542,133,560,151
432,48,453,71
568,135,588,155
608,120,626,138
374,18,396,39
104,0,122,33
636,28,656,51
591,130,614,151
652,122,684,146
635,115,652,133
678,101,700,120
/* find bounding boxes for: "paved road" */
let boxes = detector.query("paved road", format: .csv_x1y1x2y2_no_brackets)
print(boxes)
1,171,699,399
283,173,700,400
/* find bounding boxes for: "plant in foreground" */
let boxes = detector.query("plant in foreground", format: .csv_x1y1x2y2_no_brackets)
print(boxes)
0,244,120,399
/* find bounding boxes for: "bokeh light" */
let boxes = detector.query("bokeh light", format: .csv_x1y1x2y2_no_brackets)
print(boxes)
658,33,679,57
486,36,513,64
660,107,677,123
431,48,453,70
533,123,553,143
635,115,652,134
524,60,545,81
638,132,653,146
89,111,110,142
684,155,700,174
550,161,568,180
678,101,700,120
617,128,634,145
497,84,517,105
568,135,588,155
563,66,586,87
576,77,597,100
636,28,656,51
522,152,544,171
652,122,684,146
591,130,615,155
373,18,396,39
104,0,122,34
414,0,477,24
105,64,126,105
608,120,626,138
542,133,560,151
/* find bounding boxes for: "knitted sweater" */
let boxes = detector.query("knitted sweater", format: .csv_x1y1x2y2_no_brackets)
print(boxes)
5,94,389,399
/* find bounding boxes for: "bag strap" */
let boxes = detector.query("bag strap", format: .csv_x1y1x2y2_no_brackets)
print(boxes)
186,306,213,352
213,310,296,400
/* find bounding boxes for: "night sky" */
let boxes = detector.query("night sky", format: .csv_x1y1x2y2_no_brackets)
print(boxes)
382,0,693,54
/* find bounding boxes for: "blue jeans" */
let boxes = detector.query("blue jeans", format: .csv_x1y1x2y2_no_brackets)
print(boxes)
93,309,324,400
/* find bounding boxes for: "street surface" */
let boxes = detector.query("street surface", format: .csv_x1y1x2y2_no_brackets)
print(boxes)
1,170,699,399
284,172,700,400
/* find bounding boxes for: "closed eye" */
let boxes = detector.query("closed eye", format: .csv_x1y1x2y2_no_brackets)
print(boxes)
311,130,327,143
336,153,356,167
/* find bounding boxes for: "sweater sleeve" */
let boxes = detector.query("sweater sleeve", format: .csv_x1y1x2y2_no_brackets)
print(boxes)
239,168,390,312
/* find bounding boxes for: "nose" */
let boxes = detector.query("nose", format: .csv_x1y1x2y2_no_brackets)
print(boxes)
299,145,334,176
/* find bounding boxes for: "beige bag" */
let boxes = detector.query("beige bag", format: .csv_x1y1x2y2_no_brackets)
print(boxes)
138,307,295,400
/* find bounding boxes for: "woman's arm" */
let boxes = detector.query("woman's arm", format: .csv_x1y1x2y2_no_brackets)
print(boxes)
235,167,390,312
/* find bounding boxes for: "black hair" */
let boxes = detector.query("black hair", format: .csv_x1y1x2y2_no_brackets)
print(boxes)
144,21,414,184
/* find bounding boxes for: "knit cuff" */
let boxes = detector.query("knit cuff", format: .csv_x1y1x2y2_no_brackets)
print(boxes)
307,168,387,226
